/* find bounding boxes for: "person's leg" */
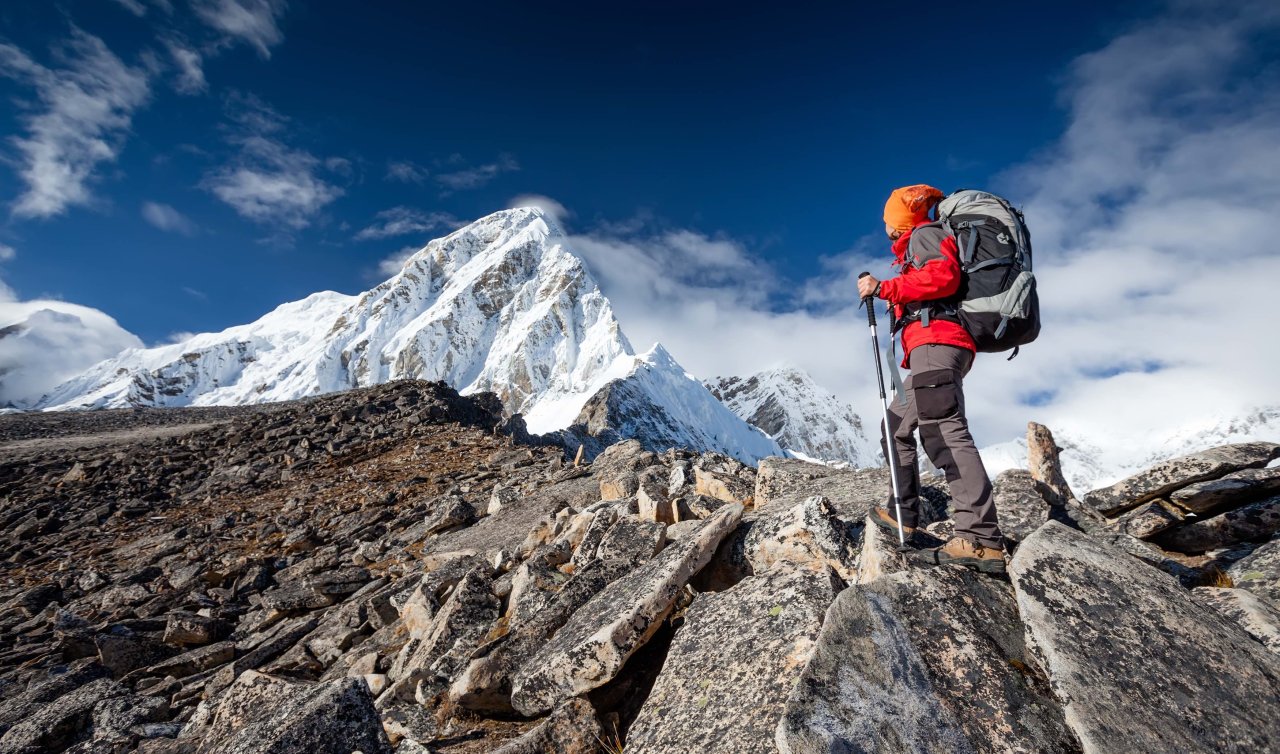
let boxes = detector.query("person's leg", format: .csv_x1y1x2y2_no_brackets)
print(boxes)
910,344,1004,549
880,381,921,527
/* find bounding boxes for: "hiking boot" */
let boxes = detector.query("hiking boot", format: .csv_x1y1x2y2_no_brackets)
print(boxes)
871,507,918,539
910,536,1007,575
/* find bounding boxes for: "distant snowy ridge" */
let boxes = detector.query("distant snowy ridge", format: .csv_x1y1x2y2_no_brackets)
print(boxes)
707,367,880,467
41,208,781,463
980,405,1280,492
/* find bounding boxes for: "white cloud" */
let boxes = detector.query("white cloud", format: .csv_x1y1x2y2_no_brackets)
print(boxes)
0,244,14,262
0,30,151,219
386,160,428,184
202,96,343,229
142,201,197,235
435,154,518,193
375,246,422,277
354,206,459,241
192,0,289,59
0,299,143,408
508,194,570,224
163,37,206,94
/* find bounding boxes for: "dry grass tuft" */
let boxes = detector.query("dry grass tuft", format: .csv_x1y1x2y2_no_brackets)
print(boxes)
596,730,625,754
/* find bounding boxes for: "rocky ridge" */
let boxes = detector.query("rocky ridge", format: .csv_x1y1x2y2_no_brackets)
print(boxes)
2,390,1280,753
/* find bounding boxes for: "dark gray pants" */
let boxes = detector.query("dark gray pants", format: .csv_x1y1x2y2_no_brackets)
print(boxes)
881,344,1004,548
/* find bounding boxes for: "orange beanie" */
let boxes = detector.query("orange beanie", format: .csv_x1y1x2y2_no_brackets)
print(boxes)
883,184,945,233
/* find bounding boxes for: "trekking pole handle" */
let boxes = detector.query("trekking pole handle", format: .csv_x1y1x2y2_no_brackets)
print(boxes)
858,272,876,327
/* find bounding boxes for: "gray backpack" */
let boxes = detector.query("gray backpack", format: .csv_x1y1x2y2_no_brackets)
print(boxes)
903,189,1040,356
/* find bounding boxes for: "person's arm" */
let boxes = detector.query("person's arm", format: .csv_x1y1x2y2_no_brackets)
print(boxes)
877,234,962,305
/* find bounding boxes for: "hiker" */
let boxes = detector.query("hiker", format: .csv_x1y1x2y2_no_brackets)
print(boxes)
856,184,1006,574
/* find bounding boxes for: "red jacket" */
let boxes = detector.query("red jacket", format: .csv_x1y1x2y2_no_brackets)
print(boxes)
876,221,976,363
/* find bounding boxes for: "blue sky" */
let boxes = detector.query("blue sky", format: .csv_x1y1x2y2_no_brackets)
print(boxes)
0,0,1130,344
2,0,1279,457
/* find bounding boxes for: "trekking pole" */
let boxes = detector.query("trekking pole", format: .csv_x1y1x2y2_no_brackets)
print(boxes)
859,272,907,546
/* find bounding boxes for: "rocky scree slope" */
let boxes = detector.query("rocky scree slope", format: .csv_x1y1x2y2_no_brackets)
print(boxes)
2,392,1280,753
36,207,779,465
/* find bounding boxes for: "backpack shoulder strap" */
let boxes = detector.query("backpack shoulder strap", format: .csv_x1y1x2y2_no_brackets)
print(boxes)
905,222,951,268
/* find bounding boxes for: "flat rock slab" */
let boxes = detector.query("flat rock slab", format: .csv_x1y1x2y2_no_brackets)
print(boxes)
190,670,392,754
1229,535,1280,607
1083,442,1280,516
777,566,1077,754
510,503,743,716
489,698,603,754
1156,495,1280,553
1169,466,1280,514
626,565,840,754
1108,498,1184,540
1191,586,1280,655
1009,522,1280,754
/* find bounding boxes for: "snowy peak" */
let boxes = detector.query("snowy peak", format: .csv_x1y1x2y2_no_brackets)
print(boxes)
707,366,878,467
39,207,779,464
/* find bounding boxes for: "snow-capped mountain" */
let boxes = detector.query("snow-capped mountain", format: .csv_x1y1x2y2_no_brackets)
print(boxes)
707,367,880,467
40,208,781,463
981,405,1280,493
0,301,142,409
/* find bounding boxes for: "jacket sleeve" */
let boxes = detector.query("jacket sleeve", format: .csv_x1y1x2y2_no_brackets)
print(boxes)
878,233,962,305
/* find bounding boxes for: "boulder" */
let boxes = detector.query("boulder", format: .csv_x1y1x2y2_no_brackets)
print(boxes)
593,516,665,563
0,678,126,754
626,566,839,754
189,671,392,754
1169,466,1280,514
424,495,477,535
1156,495,1280,553
568,507,618,569
637,466,678,525
386,566,499,700
676,494,729,520
854,515,908,585
510,503,744,716
744,496,858,581
753,457,949,525
489,698,604,754
1229,535,1280,607
1009,521,1280,754
163,612,230,647
694,467,752,505
1082,442,1280,516
776,567,1077,754
1191,587,1280,654
1108,498,1184,540
992,469,1051,542
448,521,667,714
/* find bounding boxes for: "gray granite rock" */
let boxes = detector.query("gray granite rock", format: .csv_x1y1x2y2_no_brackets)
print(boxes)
1169,466,1280,514
190,671,392,754
1156,495,1280,553
1191,586,1280,654
1108,498,1184,539
754,457,950,525
992,469,1052,543
510,503,744,716
744,496,859,581
1083,442,1280,516
424,495,478,535
593,515,665,562
0,678,125,754
1229,535,1280,607
626,565,839,754
777,567,1077,754
854,514,908,585
448,520,666,714
489,698,604,754
1010,521,1280,754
